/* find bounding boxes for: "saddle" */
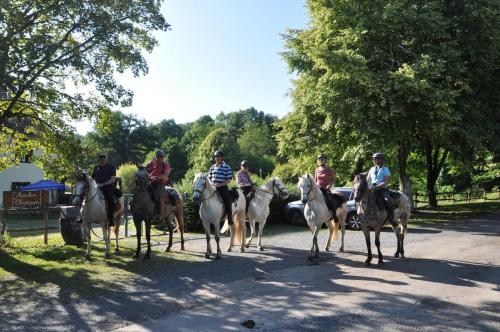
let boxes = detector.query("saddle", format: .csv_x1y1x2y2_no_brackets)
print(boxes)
149,185,180,205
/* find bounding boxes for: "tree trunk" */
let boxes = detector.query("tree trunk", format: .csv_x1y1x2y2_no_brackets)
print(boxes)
397,144,414,210
424,141,449,208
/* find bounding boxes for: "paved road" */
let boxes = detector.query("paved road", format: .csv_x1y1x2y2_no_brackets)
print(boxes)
2,213,499,331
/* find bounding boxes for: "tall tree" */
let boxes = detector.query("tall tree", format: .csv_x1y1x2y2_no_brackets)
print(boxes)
0,0,169,167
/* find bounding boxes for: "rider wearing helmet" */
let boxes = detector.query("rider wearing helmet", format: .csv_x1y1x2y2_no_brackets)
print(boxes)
314,153,337,216
208,150,234,225
92,152,116,225
367,152,394,222
237,160,255,213
146,149,171,220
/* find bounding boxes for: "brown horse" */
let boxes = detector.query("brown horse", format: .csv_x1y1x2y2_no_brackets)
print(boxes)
131,166,185,259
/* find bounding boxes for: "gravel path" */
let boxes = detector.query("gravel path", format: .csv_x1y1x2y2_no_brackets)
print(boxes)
1,215,498,331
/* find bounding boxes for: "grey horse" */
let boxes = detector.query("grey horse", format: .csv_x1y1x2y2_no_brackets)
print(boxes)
131,166,185,259
353,173,411,266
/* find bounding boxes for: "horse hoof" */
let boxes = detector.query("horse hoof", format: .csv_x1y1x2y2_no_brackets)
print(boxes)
339,247,344,253
364,261,371,267
239,248,245,253
181,246,185,251
226,248,232,252
325,247,330,252
307,256,314,261
104,253,111,259
144,254,151,260
115,249,121,255
165,247,171,253
85,254,91,261
377,260,384,267
205,253,211,259
215,255,221,260
245,244,250,248
133,253,140,259
259,247,264,251
394,252,400,258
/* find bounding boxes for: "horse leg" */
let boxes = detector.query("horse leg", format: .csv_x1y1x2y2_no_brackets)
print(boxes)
257,220,265,251
165,221,173,253
400,224,407,259
227,223,234,252
375,228,384,266
133,219,141,259
114,224,120,254
245,220,255,248
362,226,372,266
308,225,320,261
177,208,185,251
144,222,151,260
325,219,334,252
103,224,111,259
340,217,345,253
391,221,401,258
214,223,222,260
85,222,92,260
202,222,211,259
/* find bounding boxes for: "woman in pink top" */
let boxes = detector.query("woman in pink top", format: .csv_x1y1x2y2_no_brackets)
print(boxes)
314,153,336,212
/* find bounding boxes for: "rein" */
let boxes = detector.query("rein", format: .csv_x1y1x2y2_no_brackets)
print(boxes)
301,175,319,202
194,178,217,201
255,179,286,197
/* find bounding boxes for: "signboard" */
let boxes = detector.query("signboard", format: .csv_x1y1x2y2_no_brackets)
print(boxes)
3,190,49,209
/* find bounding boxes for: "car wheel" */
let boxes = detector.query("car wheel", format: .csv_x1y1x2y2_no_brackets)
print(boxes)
287,209,306,226
347,212,361,230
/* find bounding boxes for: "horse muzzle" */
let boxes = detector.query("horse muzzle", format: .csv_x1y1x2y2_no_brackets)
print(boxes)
300,196,307,204
192,192,201,204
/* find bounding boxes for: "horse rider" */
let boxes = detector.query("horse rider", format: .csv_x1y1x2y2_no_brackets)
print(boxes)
367,152,394,222
237,160,255,213
146,149,171,220
91,152,116,226
314,153,338,220
208,150,234,225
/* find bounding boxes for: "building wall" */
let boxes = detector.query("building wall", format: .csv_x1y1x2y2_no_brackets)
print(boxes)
0,163,44,207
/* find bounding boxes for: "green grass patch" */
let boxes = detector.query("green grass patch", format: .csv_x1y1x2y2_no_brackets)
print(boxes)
411,200,500,225
0,230,199,301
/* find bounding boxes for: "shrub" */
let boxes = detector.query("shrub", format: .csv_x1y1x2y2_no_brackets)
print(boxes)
117,163,137,194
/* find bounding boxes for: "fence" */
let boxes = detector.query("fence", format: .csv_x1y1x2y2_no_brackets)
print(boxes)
413,189,500,208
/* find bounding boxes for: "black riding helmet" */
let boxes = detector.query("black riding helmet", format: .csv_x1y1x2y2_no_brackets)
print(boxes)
156,149,166,158
241,160,249,167
317,153,327,160
372,152,385,161
213,150,224,157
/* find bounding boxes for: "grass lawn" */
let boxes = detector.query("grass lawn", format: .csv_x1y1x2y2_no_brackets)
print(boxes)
410,200,500,225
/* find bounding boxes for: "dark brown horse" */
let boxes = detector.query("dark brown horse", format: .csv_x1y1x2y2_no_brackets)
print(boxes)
130,166,185,259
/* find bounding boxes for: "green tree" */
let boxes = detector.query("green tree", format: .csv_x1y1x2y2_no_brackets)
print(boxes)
237,123,277,177
116,162,137,194
280,0,500,207
0,0,169,168
193,127,240,173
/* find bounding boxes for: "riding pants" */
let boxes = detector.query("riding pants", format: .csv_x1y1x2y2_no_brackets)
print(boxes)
240,186,254,213
216,185,233,225
99,185,115,226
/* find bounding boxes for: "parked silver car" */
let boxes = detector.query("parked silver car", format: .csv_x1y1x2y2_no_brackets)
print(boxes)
285,187,360,230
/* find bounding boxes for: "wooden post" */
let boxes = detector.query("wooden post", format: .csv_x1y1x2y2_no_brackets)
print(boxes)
124,196,129,238
43,205,49,245
0,209,6,236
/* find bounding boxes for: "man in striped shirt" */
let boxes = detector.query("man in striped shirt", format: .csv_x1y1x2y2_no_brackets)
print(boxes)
208,150,234,225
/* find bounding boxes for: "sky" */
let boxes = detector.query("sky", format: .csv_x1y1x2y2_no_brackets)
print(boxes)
76,0,309,133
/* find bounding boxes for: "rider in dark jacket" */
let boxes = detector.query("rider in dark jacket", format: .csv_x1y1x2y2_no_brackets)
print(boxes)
91,153,116,226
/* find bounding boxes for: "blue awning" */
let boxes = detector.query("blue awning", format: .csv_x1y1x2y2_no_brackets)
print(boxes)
20,180,66,191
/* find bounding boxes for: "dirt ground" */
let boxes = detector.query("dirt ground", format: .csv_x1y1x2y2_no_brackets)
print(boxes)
117,213,500,332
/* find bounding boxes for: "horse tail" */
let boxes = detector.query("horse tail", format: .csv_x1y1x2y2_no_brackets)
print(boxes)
221,219,230,234
233,215,243,246
333,220,339,241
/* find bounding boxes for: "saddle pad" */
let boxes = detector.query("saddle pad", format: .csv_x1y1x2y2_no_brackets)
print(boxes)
389,190,401,198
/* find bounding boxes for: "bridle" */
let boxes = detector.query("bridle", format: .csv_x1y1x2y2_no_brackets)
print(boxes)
193,176,216,201
301,174,319,202
256,178,287,198
74,176,99,205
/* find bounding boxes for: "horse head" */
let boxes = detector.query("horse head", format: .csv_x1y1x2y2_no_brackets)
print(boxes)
271,177,289,199
192,173,208,204
353,173,368,203
134,165,149,192
298,174,313,204
72,172,90,206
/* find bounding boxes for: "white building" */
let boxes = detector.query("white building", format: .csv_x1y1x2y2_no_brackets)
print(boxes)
0,162,44,207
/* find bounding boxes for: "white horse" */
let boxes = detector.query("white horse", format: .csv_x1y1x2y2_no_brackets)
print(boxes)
192,173,246,259
73,172,123,260
244,177,289,251
298,174,347,261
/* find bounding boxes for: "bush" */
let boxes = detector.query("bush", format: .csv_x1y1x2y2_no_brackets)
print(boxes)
272,163,300,184
117,163,137,194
